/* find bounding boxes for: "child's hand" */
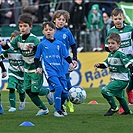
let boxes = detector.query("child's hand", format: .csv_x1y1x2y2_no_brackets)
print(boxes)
69,63,75,72
131,51,133,56
2,72,7,78
94,63,100,68
26,44,34,52
72,60,78,68
36,68,42,76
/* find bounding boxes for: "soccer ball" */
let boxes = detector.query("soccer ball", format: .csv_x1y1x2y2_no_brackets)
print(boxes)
68,86,87,104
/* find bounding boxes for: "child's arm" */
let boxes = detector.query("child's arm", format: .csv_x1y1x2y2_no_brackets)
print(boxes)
64,56,74,72
94,63,107,69
0,61,7,78
70,44,78,68
34,58,42,76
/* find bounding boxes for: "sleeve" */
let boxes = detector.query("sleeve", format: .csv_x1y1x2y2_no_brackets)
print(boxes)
34,42,42,69
0,61,6,72
97,63,107,69
60,42,69,59
64,56,72,64
120,52,132,68
70,44,77,60
35,42,42,59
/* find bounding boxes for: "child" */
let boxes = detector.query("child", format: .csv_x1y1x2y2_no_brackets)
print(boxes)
94,32,133,116
44,9,77,113
105,8,133,113
0,30,26,112
86,4,103,52
0,51,7,114
0,13,53,116
34,22,74,117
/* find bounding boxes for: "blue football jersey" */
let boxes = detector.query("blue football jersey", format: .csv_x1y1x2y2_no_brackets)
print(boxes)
35,39,69,78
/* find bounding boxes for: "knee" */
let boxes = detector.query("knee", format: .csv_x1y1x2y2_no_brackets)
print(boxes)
26,89,38,98
9,88,15,93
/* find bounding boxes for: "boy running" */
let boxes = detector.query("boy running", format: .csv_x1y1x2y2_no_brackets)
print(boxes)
0,13,53,116
0,30,26,112
43,10,77,113
105,8,133,112
35,22,74,117
95,32,133,116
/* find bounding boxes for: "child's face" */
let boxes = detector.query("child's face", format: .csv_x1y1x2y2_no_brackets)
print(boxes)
42,25,55,40
112,13,124,29
54,15,66,28
108,38,120,52
19,22,32,35
92,9,98,14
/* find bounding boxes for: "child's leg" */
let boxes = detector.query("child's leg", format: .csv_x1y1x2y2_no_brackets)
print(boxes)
65,74,74,113
25,72,49,116
101,93,117,109
126,78,133,104
116,96,130,113
19,92,25,102
19,92,26,111
0,91,4,114
9,88,16,108
26,89,47,110
39,87,54,105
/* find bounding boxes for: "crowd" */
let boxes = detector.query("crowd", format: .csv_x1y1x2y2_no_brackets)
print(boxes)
0,0,133,117
0,0,118,52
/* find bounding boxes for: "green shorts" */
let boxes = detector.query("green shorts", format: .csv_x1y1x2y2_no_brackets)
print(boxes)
101,80,129,98
24,72,43,93
7,75,25,94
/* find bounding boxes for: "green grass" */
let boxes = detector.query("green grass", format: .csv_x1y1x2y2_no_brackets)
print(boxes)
0,88,133,133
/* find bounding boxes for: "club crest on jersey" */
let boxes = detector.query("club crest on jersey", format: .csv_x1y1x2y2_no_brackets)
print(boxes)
57,45,60,50
113,59,118,64
63,34,67,39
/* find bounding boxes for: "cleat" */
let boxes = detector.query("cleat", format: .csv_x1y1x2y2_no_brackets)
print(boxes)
54,110,64,117
8,107,16,112
118,106,124,114
36,108,49,116
104,107,119,116
62,104,67,111
19,101,25,111
121,110,133,115
0,104,4,114
126,90,133,104
46,91,54,105
62,110,68,116
66,100,74,113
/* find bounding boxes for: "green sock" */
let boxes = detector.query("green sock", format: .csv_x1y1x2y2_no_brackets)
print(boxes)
31,95,47,110
119,98,130,112
102,94,117,109
39,87,49,96
9,93,16,108
19,92,26,102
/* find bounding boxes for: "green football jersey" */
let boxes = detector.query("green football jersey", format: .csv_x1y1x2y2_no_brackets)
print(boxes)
103,49,131,81
10,33,40,72
105,24,133,57
2,48,24,80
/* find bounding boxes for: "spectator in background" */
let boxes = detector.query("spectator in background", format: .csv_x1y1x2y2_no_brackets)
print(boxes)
86,4,103,52
36,0,51,23
23,0,39,23
101,12,113,50
69,0,86,52
0,0,22,26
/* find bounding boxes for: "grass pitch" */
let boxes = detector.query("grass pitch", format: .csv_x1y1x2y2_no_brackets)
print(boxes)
0,88,133,133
